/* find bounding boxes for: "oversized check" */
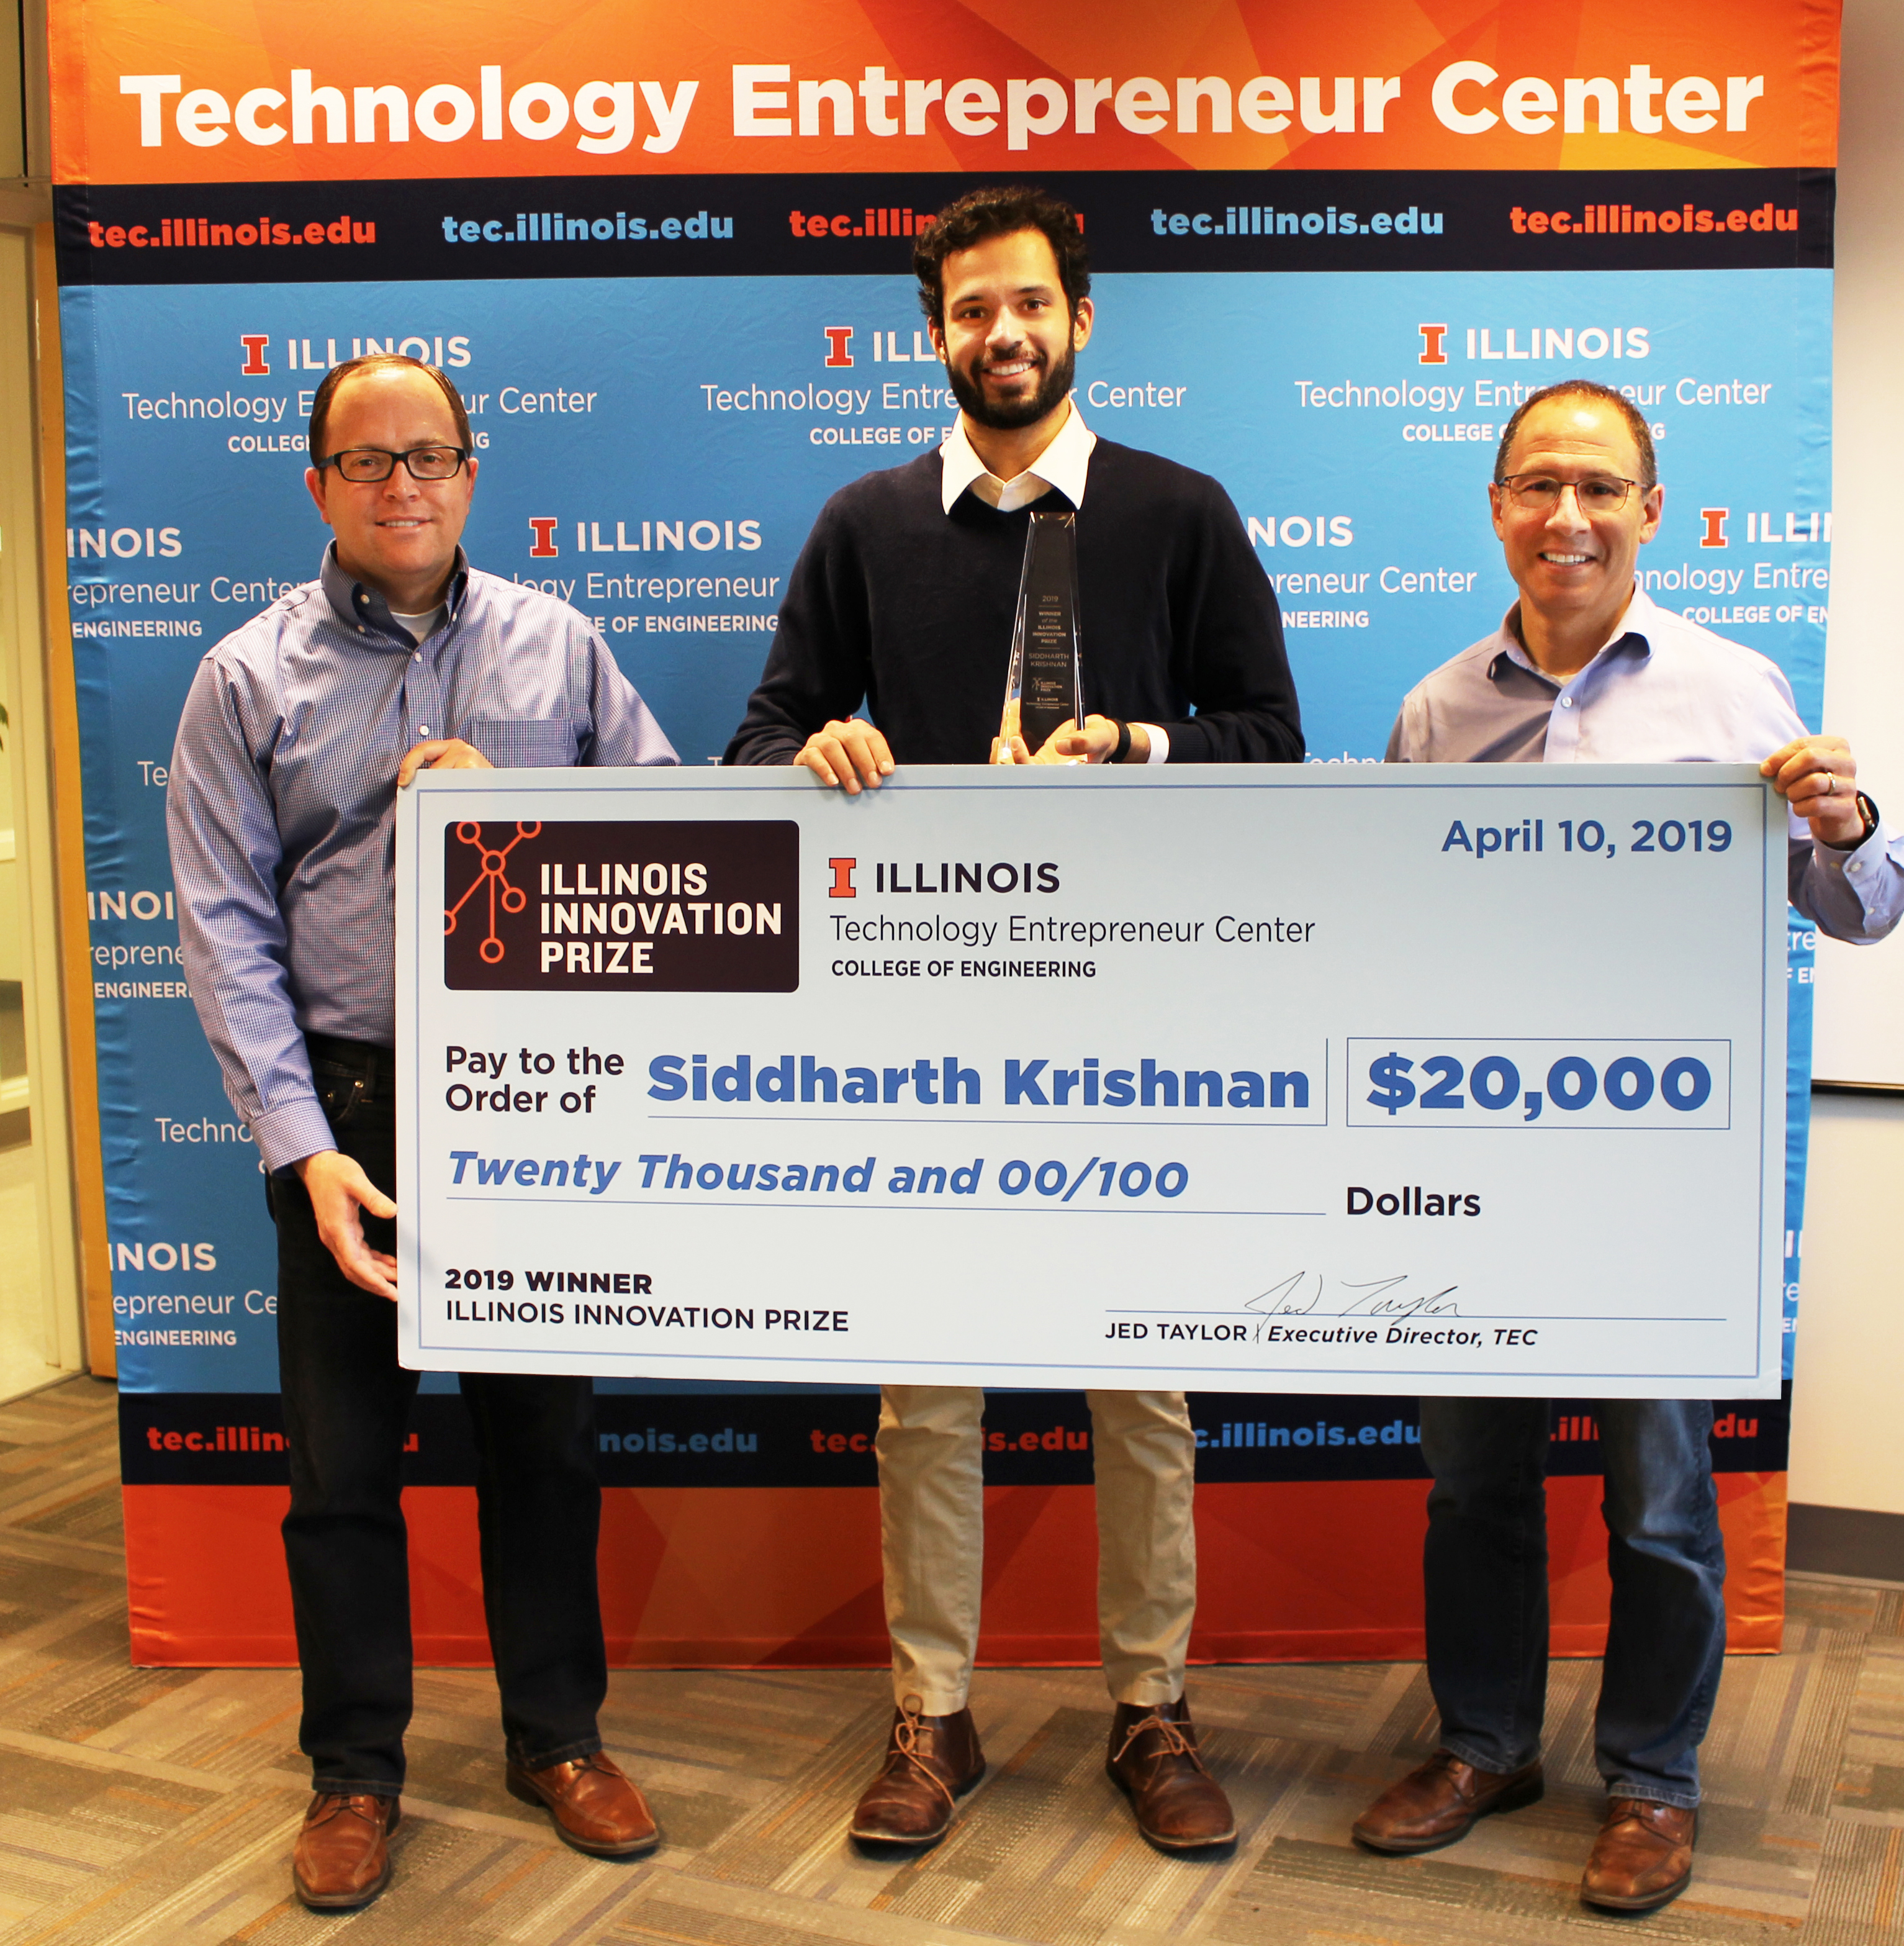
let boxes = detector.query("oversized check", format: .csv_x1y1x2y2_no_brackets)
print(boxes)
395,766,1786,1398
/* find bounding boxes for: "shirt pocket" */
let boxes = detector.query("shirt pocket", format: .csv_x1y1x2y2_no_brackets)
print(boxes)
464,718,579,769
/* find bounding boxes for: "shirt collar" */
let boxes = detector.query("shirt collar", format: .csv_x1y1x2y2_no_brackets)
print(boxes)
319,541,470,648
1491,582,1659,687
939,404,1096,515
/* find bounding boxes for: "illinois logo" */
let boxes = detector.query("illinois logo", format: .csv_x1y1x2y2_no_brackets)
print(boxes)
444,819,798,991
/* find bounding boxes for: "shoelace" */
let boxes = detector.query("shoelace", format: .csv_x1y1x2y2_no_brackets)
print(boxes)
889,1693,956,1807
1605,1798,1682,1834
528,1752,618,1787
1112,1710,1211,1775
309,1793,389,1826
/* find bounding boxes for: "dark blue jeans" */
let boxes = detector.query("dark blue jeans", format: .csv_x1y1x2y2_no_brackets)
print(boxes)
1420,1397,1726,1809
272,1036,607,1796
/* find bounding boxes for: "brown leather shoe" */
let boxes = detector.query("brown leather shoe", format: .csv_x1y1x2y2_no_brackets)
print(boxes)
1351,1749,1544,1854
1580,1798,1696,1911
505,1751,660,1858
848,1695,985,1846
292,1792,399,1909
1107,1698,1237,1851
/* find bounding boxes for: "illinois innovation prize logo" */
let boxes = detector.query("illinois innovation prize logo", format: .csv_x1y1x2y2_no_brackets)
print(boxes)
443,820,799,992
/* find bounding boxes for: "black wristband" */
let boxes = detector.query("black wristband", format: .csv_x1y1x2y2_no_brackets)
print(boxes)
1109,718,1132,764
1857,790,1881,843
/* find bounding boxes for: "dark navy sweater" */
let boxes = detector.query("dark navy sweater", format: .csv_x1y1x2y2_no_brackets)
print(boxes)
723,440,1304,766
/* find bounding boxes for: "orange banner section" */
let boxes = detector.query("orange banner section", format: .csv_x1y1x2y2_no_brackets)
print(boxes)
52,0,1839,185
122,1475,1785,1669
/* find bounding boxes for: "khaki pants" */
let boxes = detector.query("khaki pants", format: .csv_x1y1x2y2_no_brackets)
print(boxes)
876,1385,1197,1714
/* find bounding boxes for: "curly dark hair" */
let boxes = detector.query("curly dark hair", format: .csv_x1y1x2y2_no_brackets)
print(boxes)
1494,381,1658,490
913,185,1090,330
307,354,472,465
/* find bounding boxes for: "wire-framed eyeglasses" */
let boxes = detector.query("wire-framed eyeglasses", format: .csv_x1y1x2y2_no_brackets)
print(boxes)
1495,472,1642,513
317,445,469,484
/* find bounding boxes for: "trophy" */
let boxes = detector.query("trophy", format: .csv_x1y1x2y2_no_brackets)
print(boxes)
999,510,1083,758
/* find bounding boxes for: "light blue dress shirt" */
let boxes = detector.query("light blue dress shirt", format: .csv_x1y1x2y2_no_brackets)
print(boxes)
168,544,679,1172
1386,586,1904,948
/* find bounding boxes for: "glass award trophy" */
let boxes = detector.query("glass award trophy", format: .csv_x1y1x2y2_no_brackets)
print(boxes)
999,510,1083,757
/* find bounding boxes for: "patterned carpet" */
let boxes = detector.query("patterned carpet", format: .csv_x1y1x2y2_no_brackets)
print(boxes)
4,1376,1903,1943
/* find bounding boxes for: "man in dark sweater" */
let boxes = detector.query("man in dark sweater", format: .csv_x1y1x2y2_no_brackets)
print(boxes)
726,186,1303,1853
724,197,1301,778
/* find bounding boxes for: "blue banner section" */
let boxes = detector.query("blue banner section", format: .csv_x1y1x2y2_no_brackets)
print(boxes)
60,254,1831,1395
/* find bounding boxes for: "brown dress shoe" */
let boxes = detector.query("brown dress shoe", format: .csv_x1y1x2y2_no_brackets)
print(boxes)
506,1751,661,1858
292,1792,400,1909
849,1695,985,1845
1351,1749,1544,1854
1580,1798,1696,1911
1107,1698,1237,1850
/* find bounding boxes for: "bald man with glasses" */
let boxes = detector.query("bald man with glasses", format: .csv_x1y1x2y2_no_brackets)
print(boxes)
169,354,677,1910
1350,379,1904,1913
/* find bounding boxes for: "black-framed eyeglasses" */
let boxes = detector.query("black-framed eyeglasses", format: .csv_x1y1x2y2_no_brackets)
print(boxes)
317,445,469,483
1495,472,1641,512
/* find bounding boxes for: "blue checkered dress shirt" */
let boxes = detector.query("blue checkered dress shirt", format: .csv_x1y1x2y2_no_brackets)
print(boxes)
168,544,678,1171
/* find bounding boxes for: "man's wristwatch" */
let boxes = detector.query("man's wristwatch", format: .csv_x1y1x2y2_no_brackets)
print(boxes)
1854,790,1881,844
1107,718,1132,764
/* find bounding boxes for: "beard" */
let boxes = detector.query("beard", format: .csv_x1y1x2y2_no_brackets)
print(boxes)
946,336,1077,431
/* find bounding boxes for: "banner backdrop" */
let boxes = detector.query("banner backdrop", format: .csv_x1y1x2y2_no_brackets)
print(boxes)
51,0,1836,1665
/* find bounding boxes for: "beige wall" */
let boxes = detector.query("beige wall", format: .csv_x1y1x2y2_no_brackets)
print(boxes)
1785,0,1904,1513
1810,0,1904,1085
0,732,19,986
1791,1096,1904,1511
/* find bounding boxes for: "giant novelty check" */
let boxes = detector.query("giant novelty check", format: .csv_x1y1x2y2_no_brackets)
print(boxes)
396,765,1787,1398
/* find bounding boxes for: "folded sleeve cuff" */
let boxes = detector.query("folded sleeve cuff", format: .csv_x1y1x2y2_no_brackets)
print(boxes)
250,1097,338,1176
1825,819,1888,880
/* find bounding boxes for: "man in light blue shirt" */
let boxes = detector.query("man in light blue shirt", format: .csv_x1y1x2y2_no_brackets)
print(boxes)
1355,379,1902,1913
169,355,676,1909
